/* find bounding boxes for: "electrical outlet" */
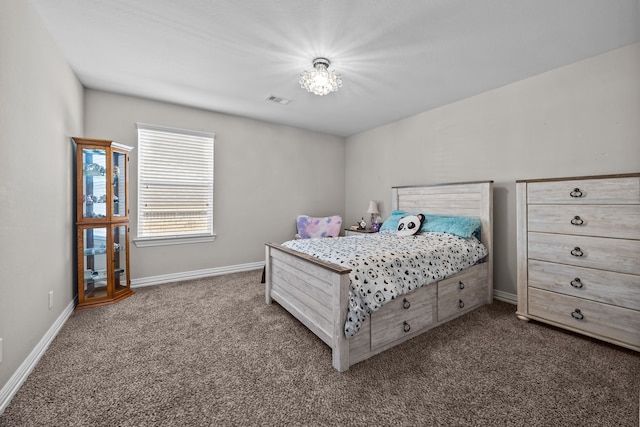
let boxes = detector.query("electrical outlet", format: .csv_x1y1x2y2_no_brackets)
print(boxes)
48,290,54,310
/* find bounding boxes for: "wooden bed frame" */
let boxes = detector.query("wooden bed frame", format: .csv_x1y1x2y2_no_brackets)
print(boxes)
265,181,493,371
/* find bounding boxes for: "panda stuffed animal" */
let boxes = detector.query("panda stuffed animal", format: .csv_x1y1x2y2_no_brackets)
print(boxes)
397,214,425,236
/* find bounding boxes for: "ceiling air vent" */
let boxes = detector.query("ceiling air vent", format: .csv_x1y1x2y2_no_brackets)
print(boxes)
265,95,292,105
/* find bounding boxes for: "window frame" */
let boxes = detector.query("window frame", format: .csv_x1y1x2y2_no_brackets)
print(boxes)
134,123,215,247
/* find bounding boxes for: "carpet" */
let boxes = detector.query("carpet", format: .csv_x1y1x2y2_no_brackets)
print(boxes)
1,270,638,426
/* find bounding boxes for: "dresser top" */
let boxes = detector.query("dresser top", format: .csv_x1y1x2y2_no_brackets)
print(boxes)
516,172,640,184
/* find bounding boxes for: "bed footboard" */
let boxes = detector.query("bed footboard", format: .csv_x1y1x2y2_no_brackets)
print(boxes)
265,243,352,371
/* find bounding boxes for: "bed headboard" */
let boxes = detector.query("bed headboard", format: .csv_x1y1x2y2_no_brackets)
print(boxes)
391,180,494,283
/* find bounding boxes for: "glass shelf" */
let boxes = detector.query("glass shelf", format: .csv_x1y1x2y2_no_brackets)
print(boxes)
83,248,107,255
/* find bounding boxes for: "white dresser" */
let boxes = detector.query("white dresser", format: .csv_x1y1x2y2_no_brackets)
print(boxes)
516,173,640,351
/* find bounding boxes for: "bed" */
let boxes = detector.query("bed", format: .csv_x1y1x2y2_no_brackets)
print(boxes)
264,181,493,371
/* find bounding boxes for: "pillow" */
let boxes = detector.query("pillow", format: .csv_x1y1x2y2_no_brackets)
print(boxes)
379,210,408,232
296,215,342,239
397,214,425,236
420,214,482,239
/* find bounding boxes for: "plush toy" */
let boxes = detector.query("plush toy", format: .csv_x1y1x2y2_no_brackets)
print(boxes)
397,214,425,236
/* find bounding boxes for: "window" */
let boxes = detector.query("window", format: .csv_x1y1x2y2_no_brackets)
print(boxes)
135,123,214,246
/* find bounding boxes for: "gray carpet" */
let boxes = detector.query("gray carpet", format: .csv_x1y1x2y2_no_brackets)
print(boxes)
1,270,638,426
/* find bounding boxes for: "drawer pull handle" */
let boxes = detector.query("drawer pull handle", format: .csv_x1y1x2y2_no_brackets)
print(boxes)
571,309,584,320
570,188,584,198
458,281,465,290
458,299,465,309
402,298,411,309
570,216,584,226
570,278,583,289
403,321,411,333
570,247,584,257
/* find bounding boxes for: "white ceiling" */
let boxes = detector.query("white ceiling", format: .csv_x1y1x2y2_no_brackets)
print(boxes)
29,0,640,137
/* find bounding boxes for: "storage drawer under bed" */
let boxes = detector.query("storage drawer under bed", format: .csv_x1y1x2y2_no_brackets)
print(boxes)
370,282,436,351
438,263,488,321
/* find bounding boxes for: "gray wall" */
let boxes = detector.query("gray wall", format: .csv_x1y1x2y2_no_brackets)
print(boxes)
84,90,345,279
0,0,84,392
344,43,640,298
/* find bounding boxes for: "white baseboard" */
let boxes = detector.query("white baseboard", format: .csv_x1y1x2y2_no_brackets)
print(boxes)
0,299,75,414
130,261,265,288
493,289,517,305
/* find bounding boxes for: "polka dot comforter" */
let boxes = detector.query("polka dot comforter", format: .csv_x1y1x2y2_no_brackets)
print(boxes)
282,231,488,337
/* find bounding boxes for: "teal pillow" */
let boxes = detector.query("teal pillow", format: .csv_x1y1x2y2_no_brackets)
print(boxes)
379,210,408,232
420,214,482,239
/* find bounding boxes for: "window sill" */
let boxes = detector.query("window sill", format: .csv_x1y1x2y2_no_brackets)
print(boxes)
134,234,216,247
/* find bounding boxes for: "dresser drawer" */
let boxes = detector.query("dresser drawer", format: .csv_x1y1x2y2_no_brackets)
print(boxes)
528,232,640,275
370,283,436,350
528,287,640,348
527,177,640,205
527,205,640,239
437,264,488,321
528,260,640,311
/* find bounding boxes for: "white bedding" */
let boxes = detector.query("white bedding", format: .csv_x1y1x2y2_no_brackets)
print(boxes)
282,231,488,337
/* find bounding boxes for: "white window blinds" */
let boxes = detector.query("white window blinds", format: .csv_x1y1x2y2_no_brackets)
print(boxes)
137,123,214,242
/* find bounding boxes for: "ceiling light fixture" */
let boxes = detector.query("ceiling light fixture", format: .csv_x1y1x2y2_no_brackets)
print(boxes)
299,57,342,96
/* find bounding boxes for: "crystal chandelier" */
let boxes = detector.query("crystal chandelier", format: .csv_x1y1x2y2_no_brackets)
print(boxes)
299,57,342,96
